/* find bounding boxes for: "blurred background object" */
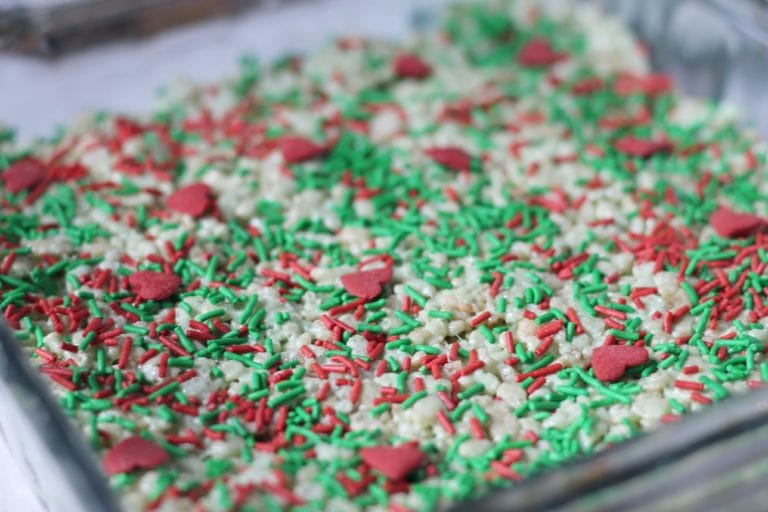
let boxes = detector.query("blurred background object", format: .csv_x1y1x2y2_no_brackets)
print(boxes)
0,0,446,140
588,0,768,135
0,0,295,56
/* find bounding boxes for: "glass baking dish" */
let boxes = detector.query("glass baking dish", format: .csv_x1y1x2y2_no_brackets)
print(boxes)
0,1,767,511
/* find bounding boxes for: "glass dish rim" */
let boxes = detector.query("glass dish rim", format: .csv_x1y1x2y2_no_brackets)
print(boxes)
0,319,121,512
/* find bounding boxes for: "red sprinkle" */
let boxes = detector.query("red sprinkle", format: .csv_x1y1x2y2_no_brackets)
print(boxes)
691,392,712,405
128,270,182,301
535,319,563,339
517,38,567,67
527,376,546,395
103,436,168,475
491,461,523,481
613,136,673,159
437,410,455,435
615,72,672,96
425,147,472,173
167,182,214,218
674,380,704,391
340,266,392,300
470,311,491,327
360,443,425,481
591,345,649,383
709,206,766,238
682,365,700,375
279,136,327,163
393,53,432,79
1,158,47,193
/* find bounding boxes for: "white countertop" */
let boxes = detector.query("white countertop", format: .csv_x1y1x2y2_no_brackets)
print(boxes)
0,440,43,511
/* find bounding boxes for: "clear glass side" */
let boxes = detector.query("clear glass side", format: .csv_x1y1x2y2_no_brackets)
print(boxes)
0,320,120,512
452,384,768,511
585,0,768,135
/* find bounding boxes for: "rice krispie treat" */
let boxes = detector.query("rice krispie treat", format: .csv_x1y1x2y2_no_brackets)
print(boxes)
1,1,767,510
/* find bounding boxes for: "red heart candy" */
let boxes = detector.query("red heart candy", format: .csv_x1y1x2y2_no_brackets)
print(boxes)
280,136,327,164
167,182,214,218
640,73,673,95
425,147,472,173
103,436,168,475
710,206,766,238
340,267,392,300
393,53,432,79
360,442,425,481
615,72,673,96
613,136,673,158
517,38,567,67
1,158,47,193
129,270,182,301
592,345,649,383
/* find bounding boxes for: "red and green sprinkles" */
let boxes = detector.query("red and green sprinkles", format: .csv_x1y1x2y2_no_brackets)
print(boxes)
1,1,768,511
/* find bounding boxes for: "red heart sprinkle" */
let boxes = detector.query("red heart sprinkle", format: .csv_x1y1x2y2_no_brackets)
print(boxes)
425,147,472,173
613,136,673,158
360,443,425,481
517,38,567,67
615,72,672,96
393,53,432,79
340,267,392,300
129,270,182,301
710,206,766,238
641,74,673,95
592,345,649,383
280,136,327,164
1,158,47,193
167,182,214,218
103,436,168,475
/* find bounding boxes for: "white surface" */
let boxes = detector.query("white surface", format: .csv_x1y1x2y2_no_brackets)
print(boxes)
0,440,45,512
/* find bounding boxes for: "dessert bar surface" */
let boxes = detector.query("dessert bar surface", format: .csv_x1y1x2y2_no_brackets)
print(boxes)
1,1,767,510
